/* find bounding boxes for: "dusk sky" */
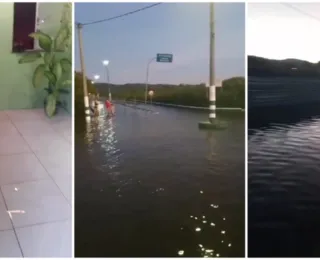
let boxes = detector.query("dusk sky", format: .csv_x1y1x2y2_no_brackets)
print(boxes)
75,3,245,85
248,3,320,63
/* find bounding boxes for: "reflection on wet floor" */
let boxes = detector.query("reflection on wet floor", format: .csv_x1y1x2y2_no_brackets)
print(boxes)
76,104,244,257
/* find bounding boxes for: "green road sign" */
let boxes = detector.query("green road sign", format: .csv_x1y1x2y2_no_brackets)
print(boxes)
156,53,173,63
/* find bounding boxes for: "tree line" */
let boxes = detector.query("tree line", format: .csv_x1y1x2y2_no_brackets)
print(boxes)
248,55,320,78
75,71,245,115
94,77,244,108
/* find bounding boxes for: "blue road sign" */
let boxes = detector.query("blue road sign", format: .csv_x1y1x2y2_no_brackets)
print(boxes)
156,53,173,63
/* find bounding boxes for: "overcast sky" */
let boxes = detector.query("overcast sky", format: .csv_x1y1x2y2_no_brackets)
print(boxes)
75,3,245,84
248,3,320,63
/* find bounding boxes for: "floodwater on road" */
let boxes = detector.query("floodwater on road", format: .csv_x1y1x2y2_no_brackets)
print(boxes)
75,104,244,257
248,109,320,257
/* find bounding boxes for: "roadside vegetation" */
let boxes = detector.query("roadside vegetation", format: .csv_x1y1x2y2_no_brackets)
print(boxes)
94,77,245,109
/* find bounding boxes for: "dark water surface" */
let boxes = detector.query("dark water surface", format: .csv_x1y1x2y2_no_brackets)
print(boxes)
75,104,244,257
248,108,320,257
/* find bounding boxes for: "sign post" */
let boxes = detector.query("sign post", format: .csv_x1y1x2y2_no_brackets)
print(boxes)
145,53,173,103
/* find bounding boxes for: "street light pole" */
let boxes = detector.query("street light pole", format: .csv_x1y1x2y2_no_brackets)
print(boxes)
208,2,216,123
77,23,90,121
103,60,111,101
145,57,156,104
198,3,226,130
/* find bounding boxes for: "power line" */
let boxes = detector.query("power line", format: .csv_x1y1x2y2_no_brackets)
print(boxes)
281,3,320,23
81,3,162,26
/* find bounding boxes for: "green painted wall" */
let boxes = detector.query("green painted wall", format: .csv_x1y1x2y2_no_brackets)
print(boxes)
0,3,71,112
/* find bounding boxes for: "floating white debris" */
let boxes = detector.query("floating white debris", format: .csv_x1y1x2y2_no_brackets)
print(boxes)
200,190,203,194
199,244,203,248
205,249,213,253
195,227,201,232
178,250,184,256
210,222,215,226
216,253,220,257
202,216,206,219
228,243,232,247
221,230,226,234
190,215,194,218
203,220,207,224
201,248,205,251
221,240,224,243
194,217,198,220
210,204,219,209
223,217,226,220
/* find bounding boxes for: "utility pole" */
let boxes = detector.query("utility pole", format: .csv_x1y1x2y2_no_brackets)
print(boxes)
77,23,90,121
108,69,111,101
208,2,216,123
198,3,226,130
105,66,111,100
103,60,112,101
145,57,156,104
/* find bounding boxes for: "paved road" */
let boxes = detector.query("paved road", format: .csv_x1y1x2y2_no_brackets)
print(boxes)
75,104,245,257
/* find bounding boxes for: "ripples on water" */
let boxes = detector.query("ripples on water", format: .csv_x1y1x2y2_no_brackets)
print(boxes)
249,117,320,257
75,105,244,257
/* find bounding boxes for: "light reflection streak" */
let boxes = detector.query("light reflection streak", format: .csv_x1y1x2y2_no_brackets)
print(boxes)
84,112,123,191
180,202,233,257
7,210,25,219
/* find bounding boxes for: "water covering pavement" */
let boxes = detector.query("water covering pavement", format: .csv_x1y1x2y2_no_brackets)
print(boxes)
75,103,244,257
248,108,320,257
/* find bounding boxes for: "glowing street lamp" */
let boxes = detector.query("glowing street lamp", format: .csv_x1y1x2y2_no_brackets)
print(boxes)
102,60,111,100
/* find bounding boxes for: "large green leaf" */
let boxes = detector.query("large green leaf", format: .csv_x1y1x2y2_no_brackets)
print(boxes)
58,79,71,89
43,52,53,67
53,61,62,81
29,31,52,51
44,70,57,85
58,88,70,94
18,53,41,64
44,71,56,85
54,26,68,51
45,94,56,117
32,64,46,88
62,79,71,86
60,58,71,72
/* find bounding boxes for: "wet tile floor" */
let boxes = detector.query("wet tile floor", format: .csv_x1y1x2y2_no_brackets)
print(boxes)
0,109,71,257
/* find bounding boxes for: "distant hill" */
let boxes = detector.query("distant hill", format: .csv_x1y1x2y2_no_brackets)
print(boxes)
93,82,206,96
92,77,245,108
248,55,320,78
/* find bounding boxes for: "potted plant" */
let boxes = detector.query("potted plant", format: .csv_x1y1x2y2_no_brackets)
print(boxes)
18,3,72,117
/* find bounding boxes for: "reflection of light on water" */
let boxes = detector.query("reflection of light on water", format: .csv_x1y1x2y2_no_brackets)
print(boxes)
97,116,121,172
85,119,94,148
84,115,122,190
180,201,233,257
